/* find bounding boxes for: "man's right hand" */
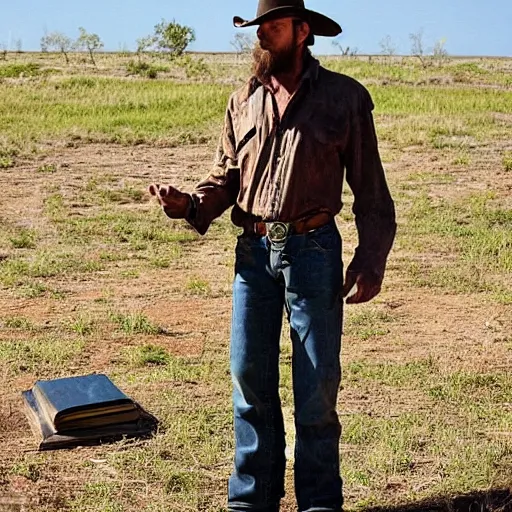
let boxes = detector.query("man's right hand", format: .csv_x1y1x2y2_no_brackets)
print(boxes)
148,183,192,219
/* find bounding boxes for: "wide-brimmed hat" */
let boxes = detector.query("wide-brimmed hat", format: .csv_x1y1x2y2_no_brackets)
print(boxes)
234,0,342,37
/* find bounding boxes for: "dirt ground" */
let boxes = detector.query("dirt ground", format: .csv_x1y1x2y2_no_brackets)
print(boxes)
0,139,511,511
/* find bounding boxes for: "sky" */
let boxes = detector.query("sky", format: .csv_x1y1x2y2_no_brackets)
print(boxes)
1,0,511,57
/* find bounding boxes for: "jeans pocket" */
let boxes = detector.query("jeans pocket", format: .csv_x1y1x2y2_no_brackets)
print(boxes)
235,235,265,272
291,226,342,298
304,221,339,253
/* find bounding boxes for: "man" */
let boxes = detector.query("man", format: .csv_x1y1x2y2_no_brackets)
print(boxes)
149,1,396,510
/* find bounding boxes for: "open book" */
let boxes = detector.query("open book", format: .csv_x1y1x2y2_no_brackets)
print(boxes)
22,373,158,450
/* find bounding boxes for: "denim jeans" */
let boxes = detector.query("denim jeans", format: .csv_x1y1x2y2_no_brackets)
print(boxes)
228,220,343,512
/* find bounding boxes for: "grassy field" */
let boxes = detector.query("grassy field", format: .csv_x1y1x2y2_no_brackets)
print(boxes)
0,51,511,512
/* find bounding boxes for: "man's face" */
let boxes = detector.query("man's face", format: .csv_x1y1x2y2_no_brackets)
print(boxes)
257,17,296,53
252,17,304,84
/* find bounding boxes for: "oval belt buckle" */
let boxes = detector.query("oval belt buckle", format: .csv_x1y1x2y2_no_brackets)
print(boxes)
266,222,289,243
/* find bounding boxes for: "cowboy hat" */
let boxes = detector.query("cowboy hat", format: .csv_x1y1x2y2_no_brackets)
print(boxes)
233,0,342,37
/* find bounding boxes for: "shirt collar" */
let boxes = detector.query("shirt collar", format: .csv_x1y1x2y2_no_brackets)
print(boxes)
302,55,320,85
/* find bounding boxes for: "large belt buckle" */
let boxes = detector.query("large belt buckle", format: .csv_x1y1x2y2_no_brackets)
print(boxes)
266,222,290,243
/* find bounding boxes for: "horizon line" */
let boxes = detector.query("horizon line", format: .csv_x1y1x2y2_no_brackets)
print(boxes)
1,50,511,59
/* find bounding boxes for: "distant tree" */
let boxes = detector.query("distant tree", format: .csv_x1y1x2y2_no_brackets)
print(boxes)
230,33,255,56
0,42,7,61
136,35,157,61
379,35,397,57
153,19,195,58
332,37,358,56
40,32,74,64
14,38,22,56
409,29,427,67
75,27,104,67
432,38,449,66
41,32,48,53
41,27,49,52
118,42,131,57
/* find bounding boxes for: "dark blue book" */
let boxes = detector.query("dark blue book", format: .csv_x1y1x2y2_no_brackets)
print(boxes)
22,373,158,450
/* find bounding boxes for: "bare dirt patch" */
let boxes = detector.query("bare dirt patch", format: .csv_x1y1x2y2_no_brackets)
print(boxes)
1,139,511,511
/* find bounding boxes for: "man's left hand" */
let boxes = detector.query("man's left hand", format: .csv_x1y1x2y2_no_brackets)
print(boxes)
342,271,381,304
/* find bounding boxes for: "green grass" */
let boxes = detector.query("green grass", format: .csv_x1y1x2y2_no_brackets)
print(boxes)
125,60,169,79
82,176,147,204
0,156,15,168
407,171,455,184
344,358,512,412
15,281,65,299
66,397,233,510
429,371,512,405
344,307,394,340
1,53,511,512
401,192,512,292
49,206,196,247
119,356,209,384
69,482,125,512
503,152,512,172
1,60,511,152
10,456,45,482
0,250,104,287
370,84,512,117
342,409,512,507
9,227,37,248
64,314,96,336
186,276,211,296
110,311,163,335
0,77,232,147
3,316,35,330
0,62,44,78
493,289,512,305
149,248,182,268
37,163,57,173
345,358,437,387
452,153,471,166
322,58,512,88
339,359,512,507
96,186,145,204
124,344,170,366
0,336,85,374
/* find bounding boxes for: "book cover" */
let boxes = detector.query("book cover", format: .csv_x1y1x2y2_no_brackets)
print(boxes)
22,374,158,450
33,374,135,427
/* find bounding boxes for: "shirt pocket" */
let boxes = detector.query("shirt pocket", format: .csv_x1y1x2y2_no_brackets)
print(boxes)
308,111,344,148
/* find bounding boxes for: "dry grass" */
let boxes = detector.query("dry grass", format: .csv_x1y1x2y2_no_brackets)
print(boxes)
0,53,511,512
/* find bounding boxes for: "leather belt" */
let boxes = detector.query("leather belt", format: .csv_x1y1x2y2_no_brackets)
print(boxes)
244,212,333,242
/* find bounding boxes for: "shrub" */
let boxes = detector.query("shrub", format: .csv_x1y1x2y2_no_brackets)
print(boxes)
174,55,211,80
154,19,195,58
126,60,159,79
0,157,14,169
0,63,41,78
503,152,512,172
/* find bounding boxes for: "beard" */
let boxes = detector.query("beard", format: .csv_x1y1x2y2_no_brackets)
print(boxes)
252,38,297,87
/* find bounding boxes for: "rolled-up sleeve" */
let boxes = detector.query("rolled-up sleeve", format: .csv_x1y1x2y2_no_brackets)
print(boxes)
344,88,396,283
186,95,240,235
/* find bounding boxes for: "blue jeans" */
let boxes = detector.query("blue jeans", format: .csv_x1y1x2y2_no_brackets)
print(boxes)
228,220,343,512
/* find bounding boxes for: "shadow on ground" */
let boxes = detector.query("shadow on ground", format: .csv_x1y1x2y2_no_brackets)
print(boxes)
364,488,512,512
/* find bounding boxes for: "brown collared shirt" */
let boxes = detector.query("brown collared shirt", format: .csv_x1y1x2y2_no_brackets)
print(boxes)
186,57,396,282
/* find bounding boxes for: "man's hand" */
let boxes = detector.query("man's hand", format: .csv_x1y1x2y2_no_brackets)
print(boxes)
342,270,382,304
148,183,191,219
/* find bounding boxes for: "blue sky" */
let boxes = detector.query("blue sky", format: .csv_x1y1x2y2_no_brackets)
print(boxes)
1,0,511,56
